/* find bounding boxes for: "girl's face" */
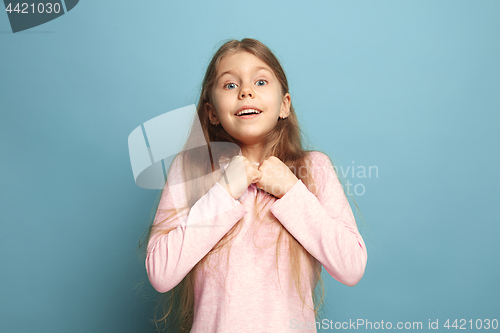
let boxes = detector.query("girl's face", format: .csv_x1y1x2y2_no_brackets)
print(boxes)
206,51,291,146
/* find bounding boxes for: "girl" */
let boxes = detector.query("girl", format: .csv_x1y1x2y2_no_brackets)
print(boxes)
141,38,367,333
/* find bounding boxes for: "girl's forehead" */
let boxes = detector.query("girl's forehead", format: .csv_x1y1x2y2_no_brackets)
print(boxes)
217,51,272,75
215,51,276,81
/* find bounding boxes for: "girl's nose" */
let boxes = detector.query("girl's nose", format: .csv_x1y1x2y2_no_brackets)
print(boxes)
240,84,254,98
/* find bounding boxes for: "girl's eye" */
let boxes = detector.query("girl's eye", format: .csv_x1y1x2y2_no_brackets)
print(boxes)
224,79,267,90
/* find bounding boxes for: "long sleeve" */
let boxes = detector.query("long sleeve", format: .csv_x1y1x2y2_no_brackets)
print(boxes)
269,151,367,287
145,155,247,293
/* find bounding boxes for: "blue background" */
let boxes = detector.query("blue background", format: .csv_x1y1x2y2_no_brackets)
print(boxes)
1,1,499,332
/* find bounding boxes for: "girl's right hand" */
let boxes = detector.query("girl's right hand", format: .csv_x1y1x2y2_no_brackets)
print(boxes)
217,155,261,200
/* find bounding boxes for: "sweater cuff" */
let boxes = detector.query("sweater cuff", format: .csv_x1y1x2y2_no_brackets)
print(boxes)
182,181,246,229
211,181,242,205
270,179,311,213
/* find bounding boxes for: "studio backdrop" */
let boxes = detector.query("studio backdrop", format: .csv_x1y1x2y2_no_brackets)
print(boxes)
1,1,499,332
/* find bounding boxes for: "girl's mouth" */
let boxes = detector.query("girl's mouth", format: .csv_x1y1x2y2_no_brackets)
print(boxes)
235,109,262,119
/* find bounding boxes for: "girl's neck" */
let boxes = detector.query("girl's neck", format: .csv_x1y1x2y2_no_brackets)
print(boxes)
241,145,263,165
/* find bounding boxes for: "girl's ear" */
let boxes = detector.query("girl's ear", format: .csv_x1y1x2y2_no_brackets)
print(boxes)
279,93,291,118
206,102,219,124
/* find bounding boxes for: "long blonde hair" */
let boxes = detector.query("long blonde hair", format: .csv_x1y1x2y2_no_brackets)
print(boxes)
139,38,348,333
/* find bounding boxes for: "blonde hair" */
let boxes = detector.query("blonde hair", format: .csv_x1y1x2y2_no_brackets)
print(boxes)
139,38,348,332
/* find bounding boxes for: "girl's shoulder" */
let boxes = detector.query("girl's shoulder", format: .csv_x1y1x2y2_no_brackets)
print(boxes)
304,151,333,182
305,150,341,183
306,150,331,167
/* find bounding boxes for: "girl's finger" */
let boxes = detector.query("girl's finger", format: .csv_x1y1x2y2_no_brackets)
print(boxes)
252,170,262,183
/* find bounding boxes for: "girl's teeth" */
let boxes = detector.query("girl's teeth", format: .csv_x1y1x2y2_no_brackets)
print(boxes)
237,109,261,116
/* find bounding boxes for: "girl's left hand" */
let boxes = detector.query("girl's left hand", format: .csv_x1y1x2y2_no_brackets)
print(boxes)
255,156,299,198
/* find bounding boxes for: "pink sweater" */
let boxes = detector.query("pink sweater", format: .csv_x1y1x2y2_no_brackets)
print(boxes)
146,151,367,332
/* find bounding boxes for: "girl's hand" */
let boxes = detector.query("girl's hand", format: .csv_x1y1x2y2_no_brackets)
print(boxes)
217,155,261,200
255,156,299,198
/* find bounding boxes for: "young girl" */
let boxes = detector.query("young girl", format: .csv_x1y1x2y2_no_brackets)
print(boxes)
142,38,367,333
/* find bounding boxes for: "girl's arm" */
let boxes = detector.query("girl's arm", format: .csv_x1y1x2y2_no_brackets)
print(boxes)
269,151,367,287
145,155,247,293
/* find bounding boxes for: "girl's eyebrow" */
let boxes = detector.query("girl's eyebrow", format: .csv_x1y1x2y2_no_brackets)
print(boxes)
217,66,272,82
